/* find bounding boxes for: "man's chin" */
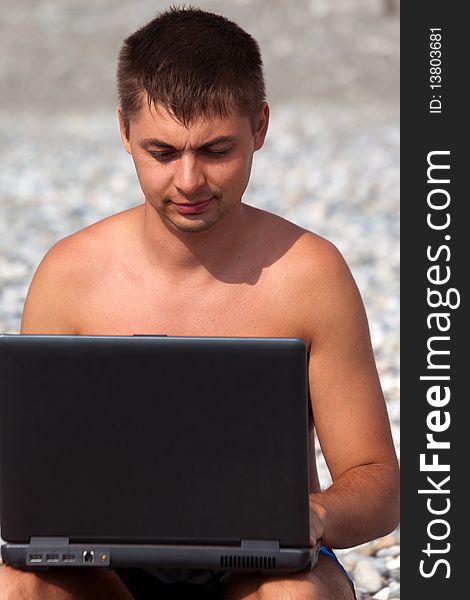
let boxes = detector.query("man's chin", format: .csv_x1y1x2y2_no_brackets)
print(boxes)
167,215,219,234
166,203,232,234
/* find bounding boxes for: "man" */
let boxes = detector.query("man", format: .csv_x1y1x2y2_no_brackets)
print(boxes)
0,6,399,599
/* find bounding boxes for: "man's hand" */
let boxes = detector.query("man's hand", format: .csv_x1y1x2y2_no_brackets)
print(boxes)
309,495,326,546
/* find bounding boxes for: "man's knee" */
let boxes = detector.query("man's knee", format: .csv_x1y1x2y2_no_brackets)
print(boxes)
0,564,47,600
0,564,133,600
224,573,321,600
254,577,319,600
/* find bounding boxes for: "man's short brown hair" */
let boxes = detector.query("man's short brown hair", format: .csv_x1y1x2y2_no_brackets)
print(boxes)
117,5,266,137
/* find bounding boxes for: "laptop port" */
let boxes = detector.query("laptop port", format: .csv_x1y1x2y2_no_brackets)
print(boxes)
83,550,94,563
28,553,43,563
45,553,59,562
62,553,76,562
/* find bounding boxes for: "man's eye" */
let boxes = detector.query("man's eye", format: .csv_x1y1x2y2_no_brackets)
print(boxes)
149,149,230,161
203,149,230,158
149,151,176,162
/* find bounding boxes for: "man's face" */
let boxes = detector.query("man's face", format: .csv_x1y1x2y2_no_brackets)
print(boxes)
119,101,268,234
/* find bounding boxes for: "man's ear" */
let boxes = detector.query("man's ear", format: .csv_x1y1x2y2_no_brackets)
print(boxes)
118,106,132,154
253,102,270,152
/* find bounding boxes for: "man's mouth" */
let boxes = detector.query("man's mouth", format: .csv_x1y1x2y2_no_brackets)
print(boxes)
171,197,214,215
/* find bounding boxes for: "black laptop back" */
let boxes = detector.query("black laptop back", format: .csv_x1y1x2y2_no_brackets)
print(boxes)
0,335,315,572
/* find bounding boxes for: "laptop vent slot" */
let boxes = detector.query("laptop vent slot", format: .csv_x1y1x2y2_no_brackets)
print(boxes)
220,555,276,570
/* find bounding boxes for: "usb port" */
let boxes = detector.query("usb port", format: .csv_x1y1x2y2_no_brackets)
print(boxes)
45,553,59,562
29,553,43,563
62,553,76,562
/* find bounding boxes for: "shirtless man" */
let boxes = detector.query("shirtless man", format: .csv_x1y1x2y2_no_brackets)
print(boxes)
0,6,399,599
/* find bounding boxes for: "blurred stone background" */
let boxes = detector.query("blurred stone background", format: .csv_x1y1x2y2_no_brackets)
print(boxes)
0,1,400,597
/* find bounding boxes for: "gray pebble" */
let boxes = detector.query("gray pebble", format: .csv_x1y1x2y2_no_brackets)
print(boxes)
353,560,384,594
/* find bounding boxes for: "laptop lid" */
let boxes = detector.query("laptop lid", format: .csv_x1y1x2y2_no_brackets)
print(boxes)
0,334,314,571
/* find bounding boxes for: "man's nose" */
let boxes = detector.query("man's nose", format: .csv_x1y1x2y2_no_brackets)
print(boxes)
174,153,206,195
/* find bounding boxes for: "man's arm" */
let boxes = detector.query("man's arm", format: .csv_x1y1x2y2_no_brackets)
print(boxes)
303,236,399,549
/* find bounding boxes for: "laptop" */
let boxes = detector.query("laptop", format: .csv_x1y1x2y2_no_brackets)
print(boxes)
0,334,317,573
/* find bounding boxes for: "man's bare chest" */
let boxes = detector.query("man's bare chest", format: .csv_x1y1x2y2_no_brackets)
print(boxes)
77,272,303,340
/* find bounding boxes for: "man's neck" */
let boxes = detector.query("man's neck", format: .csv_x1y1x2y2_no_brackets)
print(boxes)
140,200,250,283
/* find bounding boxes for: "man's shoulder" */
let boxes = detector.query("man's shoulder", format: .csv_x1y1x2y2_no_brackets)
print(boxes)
248,205,347,280
40,205,140,274
20,207,141,334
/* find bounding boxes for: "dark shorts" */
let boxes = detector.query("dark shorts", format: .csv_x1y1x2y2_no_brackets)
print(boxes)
114,567,231,599
116,547,355,599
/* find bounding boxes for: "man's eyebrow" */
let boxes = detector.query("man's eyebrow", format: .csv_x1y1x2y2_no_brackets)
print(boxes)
198,135,238,149
140,135,238,150
140,138,173,149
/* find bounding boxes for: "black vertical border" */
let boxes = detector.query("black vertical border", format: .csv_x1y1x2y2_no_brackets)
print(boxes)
401,4,465,597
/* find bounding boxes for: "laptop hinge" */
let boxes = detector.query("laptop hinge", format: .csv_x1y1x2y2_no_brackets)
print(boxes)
30,537,70,546
241,540,280,551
